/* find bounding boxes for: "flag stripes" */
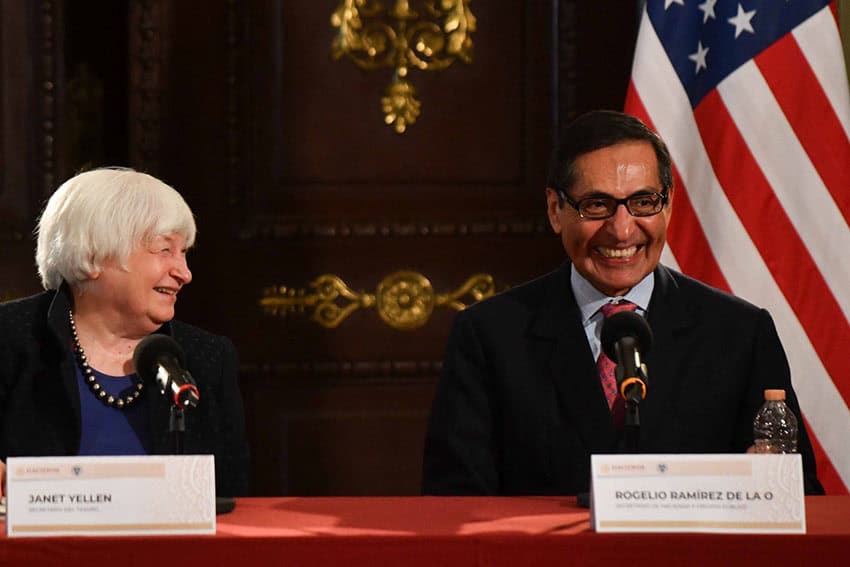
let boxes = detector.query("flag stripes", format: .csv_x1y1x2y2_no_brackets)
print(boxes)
757,35,850,219
695,89,850,413
718,62,850,317
793,8,850,140
625,1,850,493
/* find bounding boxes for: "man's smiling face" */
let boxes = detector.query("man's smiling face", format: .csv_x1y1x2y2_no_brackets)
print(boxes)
546,140,672,297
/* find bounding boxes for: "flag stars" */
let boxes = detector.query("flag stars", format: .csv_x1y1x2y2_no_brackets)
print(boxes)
728,3,757,38
664,0,685,9
698,0,718,23
689,40,709,73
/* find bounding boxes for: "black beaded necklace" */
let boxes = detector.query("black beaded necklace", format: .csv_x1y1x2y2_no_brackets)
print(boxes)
69,310,144,409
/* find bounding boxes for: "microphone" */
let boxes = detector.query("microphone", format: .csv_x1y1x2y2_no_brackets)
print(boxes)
133,335,200,409
601,310,653,405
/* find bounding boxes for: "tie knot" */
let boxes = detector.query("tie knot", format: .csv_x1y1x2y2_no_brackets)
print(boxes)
600,300,637,318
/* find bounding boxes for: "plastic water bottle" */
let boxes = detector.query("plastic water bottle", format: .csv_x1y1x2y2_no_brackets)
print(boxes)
753,389,798,453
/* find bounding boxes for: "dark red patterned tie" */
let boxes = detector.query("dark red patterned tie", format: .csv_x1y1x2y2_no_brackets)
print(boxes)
597,301,637,426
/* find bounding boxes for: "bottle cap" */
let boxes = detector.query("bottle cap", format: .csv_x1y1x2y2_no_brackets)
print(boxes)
764,389,786,401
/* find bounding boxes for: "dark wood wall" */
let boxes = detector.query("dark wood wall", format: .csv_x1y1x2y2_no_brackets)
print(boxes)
0,0,639,495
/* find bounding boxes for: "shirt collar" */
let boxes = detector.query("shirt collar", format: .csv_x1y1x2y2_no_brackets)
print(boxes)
571,264,654,324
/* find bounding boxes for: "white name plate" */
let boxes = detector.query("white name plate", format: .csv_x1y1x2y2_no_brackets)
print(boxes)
590,453,805,534
6,455,216,537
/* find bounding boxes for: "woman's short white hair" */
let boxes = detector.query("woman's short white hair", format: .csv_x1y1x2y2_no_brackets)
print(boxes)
36,167,196,290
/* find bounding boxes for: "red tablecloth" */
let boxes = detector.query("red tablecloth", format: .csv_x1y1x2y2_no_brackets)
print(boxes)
1,496,848,566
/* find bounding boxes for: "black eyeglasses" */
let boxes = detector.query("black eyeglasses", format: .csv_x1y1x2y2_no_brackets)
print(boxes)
557,189,669,220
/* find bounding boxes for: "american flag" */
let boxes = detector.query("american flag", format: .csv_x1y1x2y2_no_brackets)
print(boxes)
625,0,850,494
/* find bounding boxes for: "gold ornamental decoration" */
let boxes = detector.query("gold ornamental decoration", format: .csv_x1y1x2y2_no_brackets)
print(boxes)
330,0,476,133
260,271,495,329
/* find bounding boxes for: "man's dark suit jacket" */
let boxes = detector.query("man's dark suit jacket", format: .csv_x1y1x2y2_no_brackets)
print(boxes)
0,285,250,496
423,263,823,495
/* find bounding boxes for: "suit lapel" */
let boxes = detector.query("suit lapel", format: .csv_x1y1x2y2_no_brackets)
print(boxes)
529,265,618,452
643,265,698,443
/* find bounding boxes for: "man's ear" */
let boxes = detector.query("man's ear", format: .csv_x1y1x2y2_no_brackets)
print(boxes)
545,188,563,235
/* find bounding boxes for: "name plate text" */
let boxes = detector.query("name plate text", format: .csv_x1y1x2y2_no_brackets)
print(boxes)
6,455,216,537
590,453,805,534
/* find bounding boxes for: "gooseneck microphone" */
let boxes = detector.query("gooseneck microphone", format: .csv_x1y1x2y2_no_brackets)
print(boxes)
133,335,200,409
601,310,653,405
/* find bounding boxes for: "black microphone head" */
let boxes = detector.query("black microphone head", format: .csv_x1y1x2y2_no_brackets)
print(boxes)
601,310,653,360
133,334,186,382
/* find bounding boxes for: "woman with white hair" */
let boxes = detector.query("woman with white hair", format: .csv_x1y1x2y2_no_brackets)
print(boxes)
0,168,249,497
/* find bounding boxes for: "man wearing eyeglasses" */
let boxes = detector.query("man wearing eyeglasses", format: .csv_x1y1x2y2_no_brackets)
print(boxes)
422,110,823,496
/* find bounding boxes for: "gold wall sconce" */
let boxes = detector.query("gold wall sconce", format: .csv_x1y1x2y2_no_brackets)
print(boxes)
331,0,477,133
260,271,494,329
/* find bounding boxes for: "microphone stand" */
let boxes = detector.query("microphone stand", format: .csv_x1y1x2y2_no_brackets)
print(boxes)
163,372,198,456
623,399,640,453
621,365,649,454
170,405,186,455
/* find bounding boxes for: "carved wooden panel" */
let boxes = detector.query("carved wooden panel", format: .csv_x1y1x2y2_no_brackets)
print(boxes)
128,0,170,174
0,0,61,297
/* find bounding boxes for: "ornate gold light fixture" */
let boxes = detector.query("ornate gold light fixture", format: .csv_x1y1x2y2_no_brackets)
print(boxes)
330,0,476,133
260,271,495,329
